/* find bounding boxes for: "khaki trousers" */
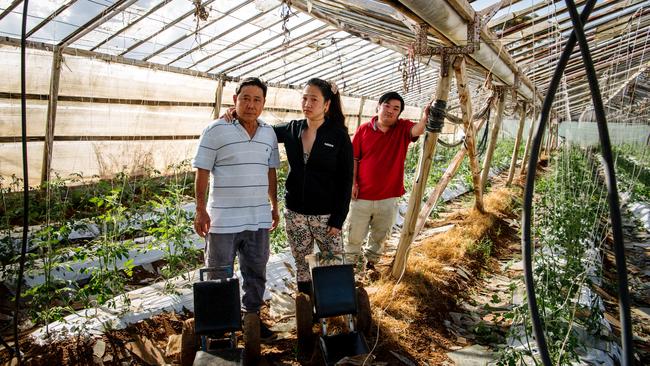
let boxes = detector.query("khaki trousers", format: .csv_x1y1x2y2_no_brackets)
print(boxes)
345,197,399,263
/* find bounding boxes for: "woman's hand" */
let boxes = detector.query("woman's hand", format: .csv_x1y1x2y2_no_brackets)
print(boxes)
220,107,237,122
326,226,341,236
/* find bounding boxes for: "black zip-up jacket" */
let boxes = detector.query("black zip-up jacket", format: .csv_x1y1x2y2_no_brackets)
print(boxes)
274,119,353,229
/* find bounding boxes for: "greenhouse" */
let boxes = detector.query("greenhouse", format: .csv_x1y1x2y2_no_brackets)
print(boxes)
0,0,649,365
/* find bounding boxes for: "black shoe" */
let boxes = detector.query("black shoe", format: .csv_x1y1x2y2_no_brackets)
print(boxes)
365,261,376,271
260,321,277,343
297,280,313,297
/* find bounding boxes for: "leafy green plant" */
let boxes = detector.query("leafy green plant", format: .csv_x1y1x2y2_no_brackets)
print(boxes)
270,161,289,253
497,146,608,365
467,236,492,265
76,188,136,308
145,165,200,288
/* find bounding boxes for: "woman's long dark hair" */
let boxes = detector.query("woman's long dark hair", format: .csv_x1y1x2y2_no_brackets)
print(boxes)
306,78,347,132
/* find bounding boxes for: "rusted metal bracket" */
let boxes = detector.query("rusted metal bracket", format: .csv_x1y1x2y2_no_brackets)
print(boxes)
413,16,481,76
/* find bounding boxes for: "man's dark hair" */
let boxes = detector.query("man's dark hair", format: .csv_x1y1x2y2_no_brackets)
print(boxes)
378,91,405,113
236,77,267,98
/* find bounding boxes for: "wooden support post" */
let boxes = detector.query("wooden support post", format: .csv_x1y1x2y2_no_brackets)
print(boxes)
41,46,63,185
212,76,225,120
520,109,538,177
356,96,366,131
413,115,489,237
506,102,527,186
544,120,550,153
479,90,505,191
390,61,451,279
453,56,484,213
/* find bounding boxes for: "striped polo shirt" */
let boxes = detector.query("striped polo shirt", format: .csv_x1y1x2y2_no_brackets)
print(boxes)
192,119,280,234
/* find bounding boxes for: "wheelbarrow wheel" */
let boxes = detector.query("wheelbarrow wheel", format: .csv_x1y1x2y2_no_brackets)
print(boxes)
295,292,314,359
356,287,372,336
180,318,197,366
243,312,261,365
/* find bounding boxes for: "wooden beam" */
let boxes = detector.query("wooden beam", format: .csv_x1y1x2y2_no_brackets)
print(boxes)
356,96,366,131
212,77,225,120
520,109,537,177
390,61,451,279
41,46,63,185
91,0,173,52
143,1,248,63
2,135,200,143
25,0,78,39
118,0,218,57
413,114,490,236
0,0,22,23
506,103,527,186
58,0,137,48
453,56,484,213
480,90,505,191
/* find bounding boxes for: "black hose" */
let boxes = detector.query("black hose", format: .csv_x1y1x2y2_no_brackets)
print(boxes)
477,105,490,156
15,0,30,362
437,136,464,148
565,1,633,364
522,1,597,365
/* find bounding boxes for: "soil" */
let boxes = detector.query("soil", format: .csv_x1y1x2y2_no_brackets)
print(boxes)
1,166,648,365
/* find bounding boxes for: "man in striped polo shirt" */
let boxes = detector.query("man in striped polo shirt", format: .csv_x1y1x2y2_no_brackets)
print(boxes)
192,77,280,341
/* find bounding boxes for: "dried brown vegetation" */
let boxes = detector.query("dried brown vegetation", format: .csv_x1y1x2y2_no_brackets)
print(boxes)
367,187,520,364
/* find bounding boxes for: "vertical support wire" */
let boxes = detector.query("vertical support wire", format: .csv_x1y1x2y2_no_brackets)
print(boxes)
15,0,30,362
565,0,633,363
521,1,597,365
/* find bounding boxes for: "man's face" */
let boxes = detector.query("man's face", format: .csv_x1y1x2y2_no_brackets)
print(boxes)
233,85,265,123
377,99,402,125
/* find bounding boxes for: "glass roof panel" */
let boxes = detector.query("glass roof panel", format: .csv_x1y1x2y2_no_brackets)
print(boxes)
27,0,107,44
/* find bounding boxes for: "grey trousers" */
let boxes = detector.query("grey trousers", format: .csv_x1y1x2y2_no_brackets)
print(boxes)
205,230,270,313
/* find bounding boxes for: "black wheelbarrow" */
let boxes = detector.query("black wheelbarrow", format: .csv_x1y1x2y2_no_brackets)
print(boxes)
295,253,372,365
180,267,260,366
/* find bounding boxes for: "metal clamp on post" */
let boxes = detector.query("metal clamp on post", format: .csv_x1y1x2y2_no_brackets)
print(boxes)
427,100,447,133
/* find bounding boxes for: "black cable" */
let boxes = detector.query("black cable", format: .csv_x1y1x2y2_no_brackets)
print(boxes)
15,0,30,362
565,1,633,364
437,136,464,148
477,106,490,156
522,1,597,365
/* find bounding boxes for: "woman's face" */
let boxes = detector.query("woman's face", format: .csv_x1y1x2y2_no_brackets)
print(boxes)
302,85,330,121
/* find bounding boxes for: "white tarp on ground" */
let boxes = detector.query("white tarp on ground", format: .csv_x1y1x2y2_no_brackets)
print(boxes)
31,250,296,344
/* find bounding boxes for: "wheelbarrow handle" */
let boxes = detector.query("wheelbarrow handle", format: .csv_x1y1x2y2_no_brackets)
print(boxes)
199,266,233,281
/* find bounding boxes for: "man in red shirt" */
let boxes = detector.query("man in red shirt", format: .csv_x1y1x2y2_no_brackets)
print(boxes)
346,92,430,270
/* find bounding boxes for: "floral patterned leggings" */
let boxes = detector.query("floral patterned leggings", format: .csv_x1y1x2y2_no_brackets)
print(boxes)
284,208,343,282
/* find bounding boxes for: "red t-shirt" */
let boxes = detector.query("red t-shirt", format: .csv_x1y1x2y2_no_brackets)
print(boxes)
352,117,417,200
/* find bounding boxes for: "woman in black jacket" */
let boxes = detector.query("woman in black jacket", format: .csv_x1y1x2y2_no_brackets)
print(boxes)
274,78,353,293
223,78,353,293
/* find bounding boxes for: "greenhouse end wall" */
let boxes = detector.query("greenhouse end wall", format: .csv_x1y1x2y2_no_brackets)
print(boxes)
1,45,424,187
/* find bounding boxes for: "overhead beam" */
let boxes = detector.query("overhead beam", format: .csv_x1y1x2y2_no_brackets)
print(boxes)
118,0,217,57
25,0,78,39
91,0,173,52
145,1,252,63
207,17,318,73
166,4,280,67
0,0,22,23
221,27,334,75
397,0,541,103
58,0,138,48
